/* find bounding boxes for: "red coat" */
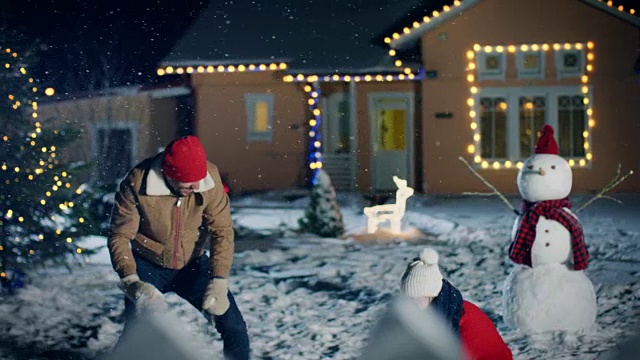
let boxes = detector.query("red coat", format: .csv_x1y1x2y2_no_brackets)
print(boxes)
460,301,513,360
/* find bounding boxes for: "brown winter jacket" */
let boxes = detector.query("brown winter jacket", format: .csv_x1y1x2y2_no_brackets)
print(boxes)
107,153,234,279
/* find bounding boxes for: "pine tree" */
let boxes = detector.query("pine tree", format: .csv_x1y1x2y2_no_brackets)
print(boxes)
298,169,345,238
0,32,102,287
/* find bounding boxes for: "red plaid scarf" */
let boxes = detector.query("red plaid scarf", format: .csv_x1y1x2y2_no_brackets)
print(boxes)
509,197,589,270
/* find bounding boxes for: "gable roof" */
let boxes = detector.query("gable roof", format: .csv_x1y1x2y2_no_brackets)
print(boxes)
161,0,426,74
389,0,640,49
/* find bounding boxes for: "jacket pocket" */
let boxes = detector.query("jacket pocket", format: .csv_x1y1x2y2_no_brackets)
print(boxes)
132,233,165,266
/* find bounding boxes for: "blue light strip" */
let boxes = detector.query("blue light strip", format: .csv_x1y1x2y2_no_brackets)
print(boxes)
306,82,322,184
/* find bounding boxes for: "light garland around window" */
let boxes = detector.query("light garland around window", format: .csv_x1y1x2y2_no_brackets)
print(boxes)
465,42,596,169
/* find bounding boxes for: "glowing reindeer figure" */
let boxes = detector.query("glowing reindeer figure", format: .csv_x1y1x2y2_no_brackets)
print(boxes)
364,176,414,234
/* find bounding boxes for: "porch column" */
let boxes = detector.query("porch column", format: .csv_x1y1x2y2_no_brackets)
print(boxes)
349,80,358,190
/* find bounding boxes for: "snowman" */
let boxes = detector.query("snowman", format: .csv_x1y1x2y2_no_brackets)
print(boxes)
502,124,597,333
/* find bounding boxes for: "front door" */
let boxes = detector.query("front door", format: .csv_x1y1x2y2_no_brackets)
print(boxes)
369,93,414,191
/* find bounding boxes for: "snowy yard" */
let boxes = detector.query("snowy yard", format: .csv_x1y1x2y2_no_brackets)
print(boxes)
1,191,639,359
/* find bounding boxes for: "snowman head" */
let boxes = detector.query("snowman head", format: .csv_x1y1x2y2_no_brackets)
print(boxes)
517,125,572,202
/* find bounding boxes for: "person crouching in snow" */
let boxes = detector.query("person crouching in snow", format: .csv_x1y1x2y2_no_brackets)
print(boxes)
400,247,513,360
108,136,249,360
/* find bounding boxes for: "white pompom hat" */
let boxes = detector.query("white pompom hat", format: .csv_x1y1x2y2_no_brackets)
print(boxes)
400,247,444,297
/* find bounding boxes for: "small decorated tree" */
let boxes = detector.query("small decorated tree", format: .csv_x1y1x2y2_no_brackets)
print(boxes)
0,32,103,290
298,169,345,238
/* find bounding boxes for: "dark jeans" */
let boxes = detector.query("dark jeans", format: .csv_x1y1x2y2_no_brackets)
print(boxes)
119,254,250,360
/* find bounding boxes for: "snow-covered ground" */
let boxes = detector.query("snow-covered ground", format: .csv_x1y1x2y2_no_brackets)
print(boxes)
1,191,639,359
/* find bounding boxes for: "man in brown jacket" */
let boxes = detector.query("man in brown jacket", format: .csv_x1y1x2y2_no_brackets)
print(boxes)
108,135,249,360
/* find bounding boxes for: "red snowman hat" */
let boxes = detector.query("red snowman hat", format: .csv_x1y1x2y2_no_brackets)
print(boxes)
534,124,559,155
162,136,208,182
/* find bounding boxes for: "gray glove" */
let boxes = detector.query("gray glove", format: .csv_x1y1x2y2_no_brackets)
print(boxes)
202,278,230,315
118,274,166,313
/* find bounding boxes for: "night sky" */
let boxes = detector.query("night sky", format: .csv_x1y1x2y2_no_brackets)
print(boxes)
0,0,209,94
2,0,639,94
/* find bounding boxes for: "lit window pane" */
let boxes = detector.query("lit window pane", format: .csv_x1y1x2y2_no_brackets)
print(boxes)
495,109,507,158
380,109,406,151
480,97,507,159
572,109,586,157
519,96,546,157
480,112,493,158
523,54,539,70
254,101,269,132
245,93,273,142
558,108,572,156
558,95,586,157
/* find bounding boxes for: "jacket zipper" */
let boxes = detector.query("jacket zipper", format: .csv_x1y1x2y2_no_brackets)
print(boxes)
173,197,182,268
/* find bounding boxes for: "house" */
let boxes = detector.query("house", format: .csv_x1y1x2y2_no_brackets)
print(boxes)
158,0,640,194
38,84,192,185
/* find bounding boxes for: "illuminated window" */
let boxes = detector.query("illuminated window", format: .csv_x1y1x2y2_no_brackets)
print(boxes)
516,51,544,79
245,93,274,142
479,97,508,158
254,102,269,132
379,109,406,151
518,96,546,158
476,52,506,81
557,95,586,157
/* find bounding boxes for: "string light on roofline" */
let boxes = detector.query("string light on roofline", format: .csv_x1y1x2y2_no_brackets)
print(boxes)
158,64,420,83
602,0,636,15
386,0,635,45
283,70,423,83
384,0,462,44
157,62,288,76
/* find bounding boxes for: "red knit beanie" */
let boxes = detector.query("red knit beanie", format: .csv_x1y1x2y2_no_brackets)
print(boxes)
534,124,559,155
162,136,208,182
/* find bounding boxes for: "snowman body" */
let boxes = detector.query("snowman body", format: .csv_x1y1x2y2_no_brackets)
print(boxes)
503,215,597,332
503,139,597,333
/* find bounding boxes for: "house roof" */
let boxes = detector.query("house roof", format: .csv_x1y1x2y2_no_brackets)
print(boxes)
389,0,640,49
160,0,426,74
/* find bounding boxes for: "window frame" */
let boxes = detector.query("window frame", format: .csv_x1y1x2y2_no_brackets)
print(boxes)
244,93,274,143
